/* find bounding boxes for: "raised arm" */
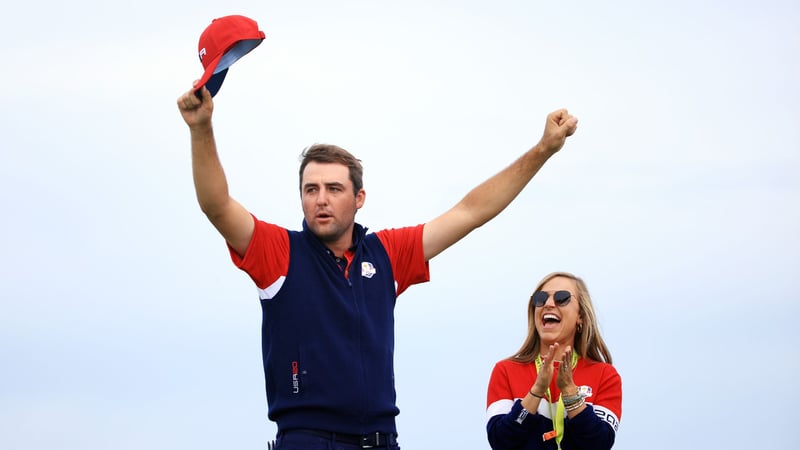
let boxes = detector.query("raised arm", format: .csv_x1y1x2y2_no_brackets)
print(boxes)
177,85,254,257
422,109,578,261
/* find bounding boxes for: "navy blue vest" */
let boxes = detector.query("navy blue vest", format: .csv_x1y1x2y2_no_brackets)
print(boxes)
260,221,400,434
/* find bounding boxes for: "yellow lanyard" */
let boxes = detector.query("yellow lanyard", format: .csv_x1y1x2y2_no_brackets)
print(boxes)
535,351,579,449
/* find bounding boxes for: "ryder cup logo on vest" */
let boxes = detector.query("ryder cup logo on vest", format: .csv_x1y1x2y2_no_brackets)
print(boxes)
361,261,376,278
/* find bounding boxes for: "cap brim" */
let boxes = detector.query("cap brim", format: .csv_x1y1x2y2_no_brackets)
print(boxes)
194,69,226,98
217,38,263,73
204,69,227,97
194,51,224,96
194,38,263,98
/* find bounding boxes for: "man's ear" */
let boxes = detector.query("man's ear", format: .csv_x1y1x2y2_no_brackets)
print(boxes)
356,189,366,210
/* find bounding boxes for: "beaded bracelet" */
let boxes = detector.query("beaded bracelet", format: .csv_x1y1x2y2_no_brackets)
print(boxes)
529,389,544,399
565,398,585,412
562,392,583,406
565,402,583,413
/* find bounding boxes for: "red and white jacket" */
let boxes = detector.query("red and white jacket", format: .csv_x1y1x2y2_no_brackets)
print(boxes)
486,358,622,450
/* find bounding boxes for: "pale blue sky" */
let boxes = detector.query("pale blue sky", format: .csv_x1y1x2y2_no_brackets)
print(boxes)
2,1,798,449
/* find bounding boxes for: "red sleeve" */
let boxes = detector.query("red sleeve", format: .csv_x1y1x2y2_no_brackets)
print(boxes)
592,364,623,421
486,362,514,408
375,224,430,296
228,215,290,291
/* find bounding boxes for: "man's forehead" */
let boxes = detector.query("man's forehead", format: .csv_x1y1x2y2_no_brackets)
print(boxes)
302,162,351,185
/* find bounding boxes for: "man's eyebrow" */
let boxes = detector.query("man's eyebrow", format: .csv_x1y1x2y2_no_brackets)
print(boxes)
302,181,346,189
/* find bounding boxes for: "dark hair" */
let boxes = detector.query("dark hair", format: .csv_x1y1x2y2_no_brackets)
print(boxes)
299,144,364,195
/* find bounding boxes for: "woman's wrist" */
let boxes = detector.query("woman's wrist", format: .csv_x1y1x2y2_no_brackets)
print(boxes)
562,389,584,407
560,384,579,397
565,397,585,413
529,388,545,399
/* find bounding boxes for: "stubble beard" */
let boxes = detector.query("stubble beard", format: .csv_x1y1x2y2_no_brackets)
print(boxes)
308,218,349,244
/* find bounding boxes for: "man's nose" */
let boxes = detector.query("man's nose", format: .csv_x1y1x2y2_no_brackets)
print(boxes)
316,188,329,204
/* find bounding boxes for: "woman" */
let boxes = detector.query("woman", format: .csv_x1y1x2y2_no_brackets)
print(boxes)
486,272,622,450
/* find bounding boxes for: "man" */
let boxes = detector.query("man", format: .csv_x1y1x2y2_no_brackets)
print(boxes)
177,84,578,449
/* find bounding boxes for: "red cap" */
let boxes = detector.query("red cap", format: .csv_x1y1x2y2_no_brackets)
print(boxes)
195,15,265,97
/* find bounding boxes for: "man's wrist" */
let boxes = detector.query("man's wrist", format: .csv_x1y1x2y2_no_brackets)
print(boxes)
530,141,557,159
189,122,213,134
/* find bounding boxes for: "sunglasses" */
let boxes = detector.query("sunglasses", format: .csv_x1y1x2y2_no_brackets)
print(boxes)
531,290,573,307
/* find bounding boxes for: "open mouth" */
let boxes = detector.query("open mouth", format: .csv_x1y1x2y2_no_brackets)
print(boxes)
542,313,561,327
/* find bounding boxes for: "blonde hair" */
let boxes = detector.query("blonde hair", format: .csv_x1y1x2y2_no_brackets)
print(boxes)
510,271,613,364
